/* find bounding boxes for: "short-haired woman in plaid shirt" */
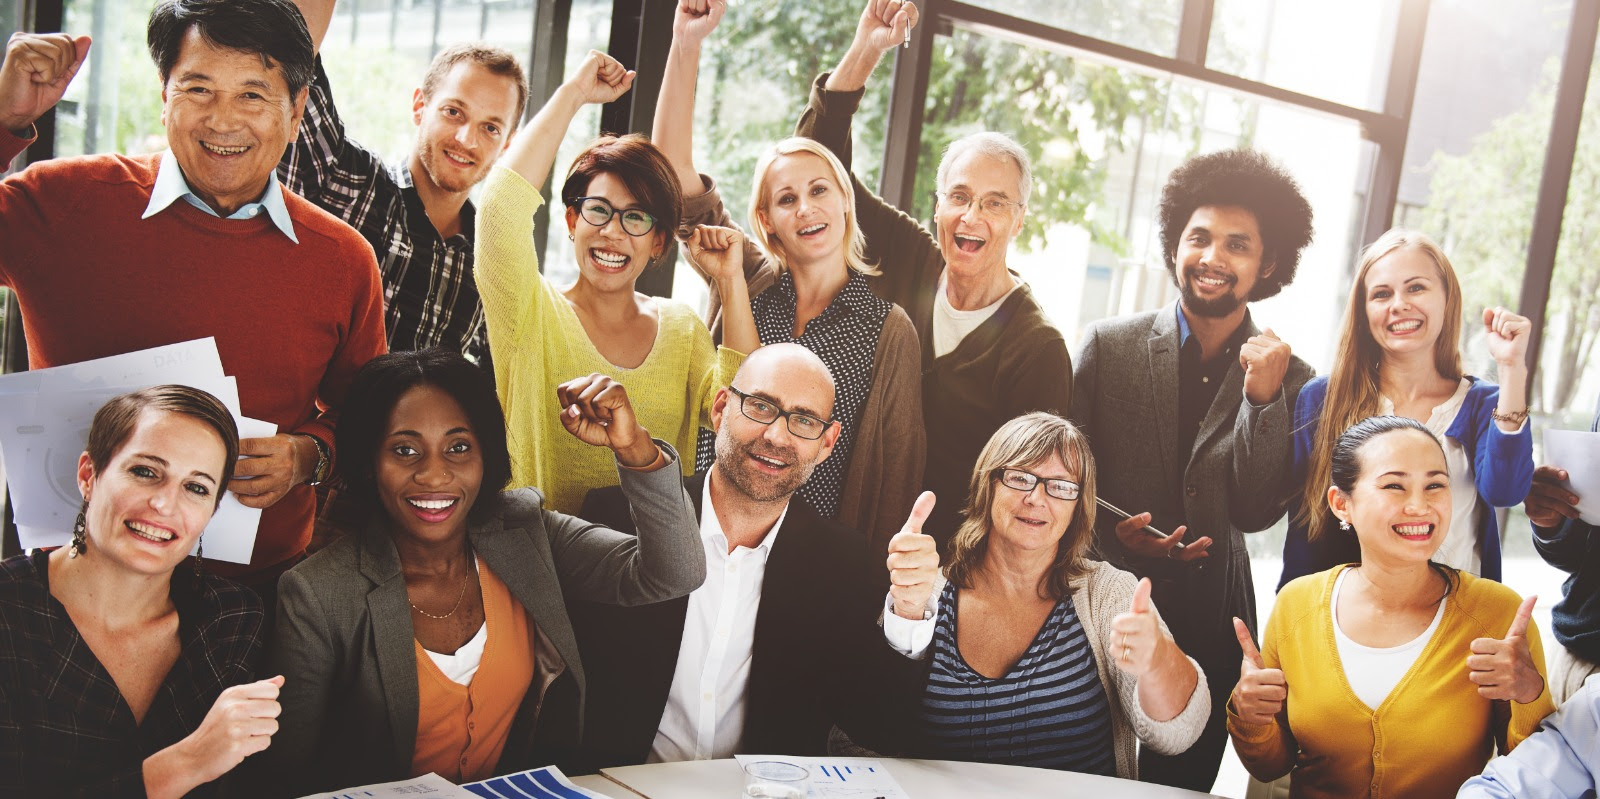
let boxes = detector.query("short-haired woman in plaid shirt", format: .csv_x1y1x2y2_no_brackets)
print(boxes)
0,385,279,798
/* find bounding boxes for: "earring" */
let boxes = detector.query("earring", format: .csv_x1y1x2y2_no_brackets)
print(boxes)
193,535,205,576
567,231,574,241
1339,520,1351,532
69,500,88,557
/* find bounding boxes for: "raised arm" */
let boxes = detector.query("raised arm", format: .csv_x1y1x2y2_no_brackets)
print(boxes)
0,32,90,147
290,0,334,53
652,0,724,196
500,50,634,191
825,0,918,93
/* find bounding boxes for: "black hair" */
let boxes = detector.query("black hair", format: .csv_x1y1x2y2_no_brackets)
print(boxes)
147,0,315,97
1330,415,1459,591
1157,148,1314,301
336,349,512,522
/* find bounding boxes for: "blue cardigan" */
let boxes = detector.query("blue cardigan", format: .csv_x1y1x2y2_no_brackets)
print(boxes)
1278,375,1534,588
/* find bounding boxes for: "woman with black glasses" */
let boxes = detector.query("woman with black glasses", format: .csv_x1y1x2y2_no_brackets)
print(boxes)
840,412,1208,781
475,49,758,513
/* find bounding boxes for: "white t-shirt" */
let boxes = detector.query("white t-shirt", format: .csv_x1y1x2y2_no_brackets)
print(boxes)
1331,568,1446,710
1379,378,1482,575
420,557,488,687
931,278,1020,358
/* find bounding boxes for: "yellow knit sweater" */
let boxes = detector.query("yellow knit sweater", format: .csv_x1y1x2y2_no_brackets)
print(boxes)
1228,566,1556,798
475,166,743,512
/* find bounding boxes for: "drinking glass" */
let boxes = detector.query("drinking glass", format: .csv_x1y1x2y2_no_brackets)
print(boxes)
741,760,808,799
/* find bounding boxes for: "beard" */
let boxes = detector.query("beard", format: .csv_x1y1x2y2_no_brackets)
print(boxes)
417,142,482,195
713,429,817,503
1179,270,1246,318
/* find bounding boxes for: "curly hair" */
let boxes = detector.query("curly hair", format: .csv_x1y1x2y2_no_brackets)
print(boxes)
1157,148,1314,301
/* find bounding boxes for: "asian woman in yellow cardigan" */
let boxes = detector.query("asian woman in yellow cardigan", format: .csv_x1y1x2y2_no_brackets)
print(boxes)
1226,415,1555,798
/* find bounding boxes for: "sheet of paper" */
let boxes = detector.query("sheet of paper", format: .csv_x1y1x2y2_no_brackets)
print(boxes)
1544,429,1600,525
296,772,478,799
0,338,226,395
734,756,910,799
464,766,613,799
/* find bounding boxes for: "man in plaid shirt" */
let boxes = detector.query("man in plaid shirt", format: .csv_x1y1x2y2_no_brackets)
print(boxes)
279,0,527,364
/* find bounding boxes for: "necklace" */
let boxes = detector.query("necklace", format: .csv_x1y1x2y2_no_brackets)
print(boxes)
410,561,473,620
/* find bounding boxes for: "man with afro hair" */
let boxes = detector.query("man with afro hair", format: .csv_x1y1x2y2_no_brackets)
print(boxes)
1070,148,1315,790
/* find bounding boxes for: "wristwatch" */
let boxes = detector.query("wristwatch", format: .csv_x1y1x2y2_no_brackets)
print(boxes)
295,433,331,486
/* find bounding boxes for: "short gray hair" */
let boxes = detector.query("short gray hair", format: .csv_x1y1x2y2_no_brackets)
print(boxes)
936,131,1033,206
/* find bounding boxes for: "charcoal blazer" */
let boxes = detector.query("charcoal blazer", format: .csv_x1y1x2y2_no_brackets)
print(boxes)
569,473,885,769
1070,307,1312,672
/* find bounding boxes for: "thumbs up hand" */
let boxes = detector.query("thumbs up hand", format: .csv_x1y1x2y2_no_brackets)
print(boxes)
887,492,939,620
1467,594,1545,704
1230,617,1286,726
1109,578,1166,675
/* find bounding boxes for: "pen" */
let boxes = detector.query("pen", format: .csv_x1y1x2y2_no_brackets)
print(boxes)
1095,497,1187,551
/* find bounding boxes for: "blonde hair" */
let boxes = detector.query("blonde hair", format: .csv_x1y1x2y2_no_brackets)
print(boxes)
945,412,1098,600
1299,228,1464,541
747,137,879,277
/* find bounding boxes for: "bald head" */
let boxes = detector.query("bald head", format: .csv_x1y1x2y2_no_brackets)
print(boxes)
730,342,836,421
712,343,840,504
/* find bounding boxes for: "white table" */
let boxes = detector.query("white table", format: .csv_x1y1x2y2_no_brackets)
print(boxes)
581,758,1225,798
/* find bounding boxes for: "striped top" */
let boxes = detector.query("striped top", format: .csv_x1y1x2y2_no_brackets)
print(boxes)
918,581,1117,774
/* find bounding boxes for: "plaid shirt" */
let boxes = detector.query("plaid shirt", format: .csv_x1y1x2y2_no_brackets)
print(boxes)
0,551,263,797
279,58,486,361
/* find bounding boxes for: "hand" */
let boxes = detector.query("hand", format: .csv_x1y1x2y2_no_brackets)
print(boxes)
1239,327,1291,406
850,0,919,56
1525,465,1581,528
1114,512,1212,561
176,676,283,785
229,435,314,509
886,492,939,620
556,373,658,467
1468,594,1545,704
0,33,91,132
1483,307,1532,369
564,50,636,106
684,224,745,282
673,0,726,47
1229,617,1286,726
1110,578,1166,676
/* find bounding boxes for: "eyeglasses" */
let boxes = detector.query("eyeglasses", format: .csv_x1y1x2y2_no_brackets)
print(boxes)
570,196,657,237
993,468,1081,501
727,386,832,441
935,190,1024,218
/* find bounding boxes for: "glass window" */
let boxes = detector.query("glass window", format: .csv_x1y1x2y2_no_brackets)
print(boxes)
535,0,615,289
53,0,164,158
980,0,1182,56
1207,0,1401,111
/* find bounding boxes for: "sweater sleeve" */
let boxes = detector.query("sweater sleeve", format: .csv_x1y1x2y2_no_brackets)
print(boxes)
1278,377,1326,588
0,126,44,288
688,315,746,431
1227,359,1312,534
544,443,707,605
475,166,549,355
1226,586,1300,782
1469,385,1536,508
1096,568,1211,755
1505,616,1558,752
680,173,779,341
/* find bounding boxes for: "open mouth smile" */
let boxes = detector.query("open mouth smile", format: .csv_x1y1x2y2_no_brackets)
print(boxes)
126,520,176,543
953,234,986,253
1392,522,1434,541
589,249,630,273
200,142,250,156
406,496,460,523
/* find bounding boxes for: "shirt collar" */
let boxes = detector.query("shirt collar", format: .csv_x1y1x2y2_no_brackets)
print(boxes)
700,472,788,556
143,150,298,243
1174,300,1251,352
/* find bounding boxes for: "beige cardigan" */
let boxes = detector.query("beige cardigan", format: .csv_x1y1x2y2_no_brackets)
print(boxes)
681,175,927,551
835,560,1210,780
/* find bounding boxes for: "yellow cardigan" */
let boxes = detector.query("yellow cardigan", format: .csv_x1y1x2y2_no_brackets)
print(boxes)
475,166,743,513
1228,566,1555,799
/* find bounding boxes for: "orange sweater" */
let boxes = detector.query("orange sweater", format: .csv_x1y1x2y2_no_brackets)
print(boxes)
0,130,386,576
1228,567,1556,798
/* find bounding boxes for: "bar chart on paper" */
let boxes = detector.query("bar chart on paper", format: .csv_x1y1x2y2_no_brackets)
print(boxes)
734,757,910,799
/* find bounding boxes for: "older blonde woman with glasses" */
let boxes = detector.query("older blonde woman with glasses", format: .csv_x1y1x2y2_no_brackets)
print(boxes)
840,412,1208,780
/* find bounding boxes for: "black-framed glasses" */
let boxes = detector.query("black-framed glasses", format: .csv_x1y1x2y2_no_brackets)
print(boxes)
993,468,1081,501
727,386,833,441
934,190,1024,218
570,196,657,237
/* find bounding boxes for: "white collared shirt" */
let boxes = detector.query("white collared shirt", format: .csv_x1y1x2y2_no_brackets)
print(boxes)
142,150,299,242
647,479,790,762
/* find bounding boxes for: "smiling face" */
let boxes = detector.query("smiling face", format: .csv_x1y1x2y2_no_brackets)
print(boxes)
1173,204,1275,319
77,409,228,577
1331,428,1451,566
1363,246,1451,359
161,29,306,216
756,152,850,270
411,61,520,195
565,172,665,294
710,346,839,503
934,151,1026,281
375,384,484,547
987,451,1079,555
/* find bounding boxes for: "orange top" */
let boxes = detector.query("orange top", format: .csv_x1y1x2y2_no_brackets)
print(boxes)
411,562,535,782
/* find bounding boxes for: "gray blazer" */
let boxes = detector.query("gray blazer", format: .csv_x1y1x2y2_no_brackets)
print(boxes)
264,447,705,795
1070,307,1312,673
